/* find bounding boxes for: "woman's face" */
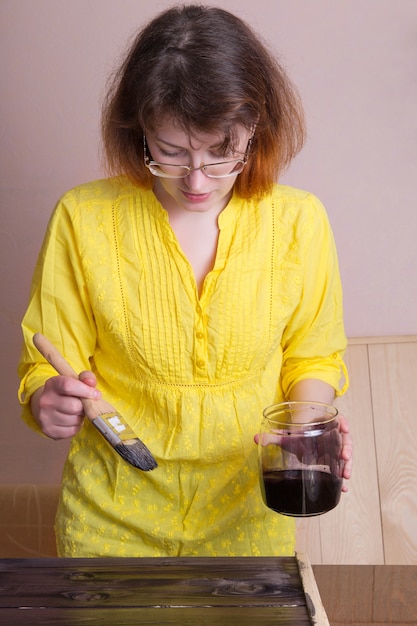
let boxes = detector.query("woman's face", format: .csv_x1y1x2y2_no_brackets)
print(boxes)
145,118,252,216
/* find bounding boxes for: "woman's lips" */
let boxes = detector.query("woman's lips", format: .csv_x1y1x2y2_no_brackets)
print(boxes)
181,190,211,203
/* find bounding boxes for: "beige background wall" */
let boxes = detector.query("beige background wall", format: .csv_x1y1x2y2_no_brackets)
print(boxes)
1,0,416,485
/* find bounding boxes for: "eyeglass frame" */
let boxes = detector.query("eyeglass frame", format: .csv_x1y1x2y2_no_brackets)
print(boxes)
143,134,253,179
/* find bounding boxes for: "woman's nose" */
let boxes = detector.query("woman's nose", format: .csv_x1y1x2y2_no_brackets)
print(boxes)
184,166,208,189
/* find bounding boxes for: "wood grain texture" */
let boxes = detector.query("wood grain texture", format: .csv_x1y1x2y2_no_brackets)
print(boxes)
368,342,417,565
297,552,329,625
0,484,59,558
313,565,374,622
2,558,414,625
0,607,317,625
313,564,417,624
372,565,417,622
0,556,321,625
295,514,322,564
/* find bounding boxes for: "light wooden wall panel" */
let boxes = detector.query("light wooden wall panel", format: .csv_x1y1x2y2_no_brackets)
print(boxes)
368,341,417,565
296,336,417,565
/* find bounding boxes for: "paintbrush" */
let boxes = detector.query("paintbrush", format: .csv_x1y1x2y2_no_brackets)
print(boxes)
33,332,157,471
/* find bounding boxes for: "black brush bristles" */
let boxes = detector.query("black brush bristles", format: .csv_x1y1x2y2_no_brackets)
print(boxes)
114,440,158,471
92,415,157,471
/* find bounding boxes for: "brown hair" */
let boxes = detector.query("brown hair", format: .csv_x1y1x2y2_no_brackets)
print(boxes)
102,4,306,198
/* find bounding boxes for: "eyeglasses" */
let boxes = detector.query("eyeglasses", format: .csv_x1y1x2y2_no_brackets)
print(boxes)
143,135,250,179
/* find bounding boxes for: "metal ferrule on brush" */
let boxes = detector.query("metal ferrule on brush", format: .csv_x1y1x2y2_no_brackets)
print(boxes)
92,416,123,447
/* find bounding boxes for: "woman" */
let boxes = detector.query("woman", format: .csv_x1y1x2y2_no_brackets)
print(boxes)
18,4,352,557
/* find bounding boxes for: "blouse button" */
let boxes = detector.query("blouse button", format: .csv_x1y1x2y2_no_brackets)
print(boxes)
196,359,205,368
196,331,204,339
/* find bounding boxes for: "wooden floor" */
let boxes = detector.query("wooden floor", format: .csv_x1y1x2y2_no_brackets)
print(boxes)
296,335,417,565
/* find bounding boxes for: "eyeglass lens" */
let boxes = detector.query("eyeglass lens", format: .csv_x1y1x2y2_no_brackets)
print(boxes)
148,161,244,178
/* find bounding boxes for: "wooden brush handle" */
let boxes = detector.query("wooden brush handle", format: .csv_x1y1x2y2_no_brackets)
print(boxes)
32,332,100,422
33,333,79,379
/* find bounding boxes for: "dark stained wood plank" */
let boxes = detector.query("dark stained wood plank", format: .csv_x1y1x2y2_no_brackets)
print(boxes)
0,606,315,625
0,557,317,624
3,559,416,624
0,557,306,608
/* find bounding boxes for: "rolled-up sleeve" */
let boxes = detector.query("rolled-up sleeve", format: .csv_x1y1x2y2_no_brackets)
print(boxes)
280,195,348,397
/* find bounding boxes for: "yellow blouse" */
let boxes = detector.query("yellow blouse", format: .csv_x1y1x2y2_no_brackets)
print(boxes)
18,177,348,557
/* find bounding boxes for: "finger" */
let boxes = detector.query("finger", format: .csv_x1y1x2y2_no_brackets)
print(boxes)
254,433,285,446
341,442,353,492
50,374,100,400
79,370,99,392
340,422,353,462
339,415,350,433
38,400,85,439
342,445,353,462
343,454,353,478
44,419,84,440
41,380,83,414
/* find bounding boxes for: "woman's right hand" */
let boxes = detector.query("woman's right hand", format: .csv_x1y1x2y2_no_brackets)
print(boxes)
30,372,101,440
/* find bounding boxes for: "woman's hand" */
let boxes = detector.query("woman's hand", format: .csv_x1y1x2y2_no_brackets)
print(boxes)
30,371,101,440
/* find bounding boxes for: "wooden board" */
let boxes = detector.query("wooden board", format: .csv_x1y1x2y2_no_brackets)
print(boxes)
0,555,328,625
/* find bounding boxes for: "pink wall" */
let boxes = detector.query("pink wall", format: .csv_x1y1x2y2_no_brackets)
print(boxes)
1,0,416,483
